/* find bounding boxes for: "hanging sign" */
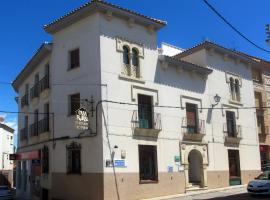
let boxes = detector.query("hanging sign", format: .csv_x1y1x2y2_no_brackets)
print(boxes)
75,107,89,130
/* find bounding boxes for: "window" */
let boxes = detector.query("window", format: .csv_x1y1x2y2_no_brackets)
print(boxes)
66,142,81,174
186,103,198,134
69,93,80,115
235,79,240,101
139,145,158,182
69,49,80,69
42,146,49,174
252,68,262,83
35,73,39,84
138,94,153,129
25,84,29,95
44,103,50,132
132,48,139,67
226,111,236,137
229,77,241,102
123,46,130,65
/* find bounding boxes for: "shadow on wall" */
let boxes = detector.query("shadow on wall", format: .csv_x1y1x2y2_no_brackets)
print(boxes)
154,62,207,94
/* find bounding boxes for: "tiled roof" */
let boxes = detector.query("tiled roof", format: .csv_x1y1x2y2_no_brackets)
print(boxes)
160,55,213,76
44,0,166,34
12,43,52,92
174,40,258,65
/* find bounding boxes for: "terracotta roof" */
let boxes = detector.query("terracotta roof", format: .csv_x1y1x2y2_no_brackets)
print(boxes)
44,0,166,34
174,41,258,65
159,55,213,76
12,43,52,92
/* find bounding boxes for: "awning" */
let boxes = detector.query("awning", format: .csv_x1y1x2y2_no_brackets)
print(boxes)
260,145,270,152
10,150,41,160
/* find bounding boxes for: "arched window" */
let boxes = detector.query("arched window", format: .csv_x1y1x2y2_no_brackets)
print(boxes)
123,46,130,65
235,79,240,101
229,77,234,94
132,48,139,67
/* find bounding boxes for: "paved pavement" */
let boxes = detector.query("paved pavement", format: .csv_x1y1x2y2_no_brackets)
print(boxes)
166,187,269,200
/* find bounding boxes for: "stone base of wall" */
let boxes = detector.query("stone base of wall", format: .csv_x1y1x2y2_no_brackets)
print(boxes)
50,170,261,200
104,172,185,200
51,173,104,200
207,171,230,189
241,170,261,185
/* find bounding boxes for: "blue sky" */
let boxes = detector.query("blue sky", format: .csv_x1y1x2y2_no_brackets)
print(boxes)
0,0,269,141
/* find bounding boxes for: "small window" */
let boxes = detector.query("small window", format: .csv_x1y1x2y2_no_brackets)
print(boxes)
42,146,49,174
132,48,139,67
123,46,130,65
235,79,240,101
139,145,158,182
252,68,262,83
69,93,80,115
69,49,80,69
229,77,234,95
66,142,81,174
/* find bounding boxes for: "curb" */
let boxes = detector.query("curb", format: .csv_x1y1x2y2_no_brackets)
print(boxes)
142,185,247,200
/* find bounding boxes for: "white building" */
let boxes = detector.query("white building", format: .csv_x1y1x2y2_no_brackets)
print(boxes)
12,1,262,200
0,123,14,187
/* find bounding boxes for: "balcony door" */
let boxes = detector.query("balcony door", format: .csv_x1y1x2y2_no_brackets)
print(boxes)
138,94,153,129
226,111,236,137
186,103,198,134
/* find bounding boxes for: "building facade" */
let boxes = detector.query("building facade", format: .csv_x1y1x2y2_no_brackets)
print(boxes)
12,1,262,200
0,123,14,187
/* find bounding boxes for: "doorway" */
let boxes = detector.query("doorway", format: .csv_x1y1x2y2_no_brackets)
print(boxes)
188,149,203,186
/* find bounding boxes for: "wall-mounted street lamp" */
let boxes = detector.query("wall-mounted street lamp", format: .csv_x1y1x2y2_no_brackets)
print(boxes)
212,94,221,107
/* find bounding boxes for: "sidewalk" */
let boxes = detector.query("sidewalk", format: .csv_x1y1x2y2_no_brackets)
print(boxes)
143,185,247,200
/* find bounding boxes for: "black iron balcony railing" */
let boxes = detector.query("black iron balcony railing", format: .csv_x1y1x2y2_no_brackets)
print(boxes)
39,75,50,93
29,122,38,137
181,117,205,141
30,84,39,99
20,94,29,108
38,117,50,134
132,110,162,130
223,123,242,143
20,127,28,141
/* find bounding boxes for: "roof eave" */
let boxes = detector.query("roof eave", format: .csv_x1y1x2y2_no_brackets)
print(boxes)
44,1,166,34
160,55,213,76
12,43,52,92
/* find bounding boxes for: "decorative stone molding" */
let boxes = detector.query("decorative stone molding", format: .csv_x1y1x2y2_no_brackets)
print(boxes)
180,95,203,113
116,37,144,58
127,18,135,28
105,10,113,21
131,85,159,105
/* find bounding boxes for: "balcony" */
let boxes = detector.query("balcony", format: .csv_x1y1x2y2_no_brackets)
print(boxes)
38,118,50,134
39,75,50,95
181,118,205,141
20,127,28,141
132,110,162,137
30,84,39,100
223,124,242,144
29,122,38,137
20,94,29,108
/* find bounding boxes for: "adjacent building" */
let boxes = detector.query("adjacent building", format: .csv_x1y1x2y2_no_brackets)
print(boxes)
0,123,14,187
12,0,262,199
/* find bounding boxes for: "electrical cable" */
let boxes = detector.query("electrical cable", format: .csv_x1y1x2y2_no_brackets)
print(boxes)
203,0,270,53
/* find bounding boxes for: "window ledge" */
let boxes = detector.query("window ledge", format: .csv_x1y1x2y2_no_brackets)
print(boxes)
119,74,145,84
228,100,243,106
139,180,159,184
